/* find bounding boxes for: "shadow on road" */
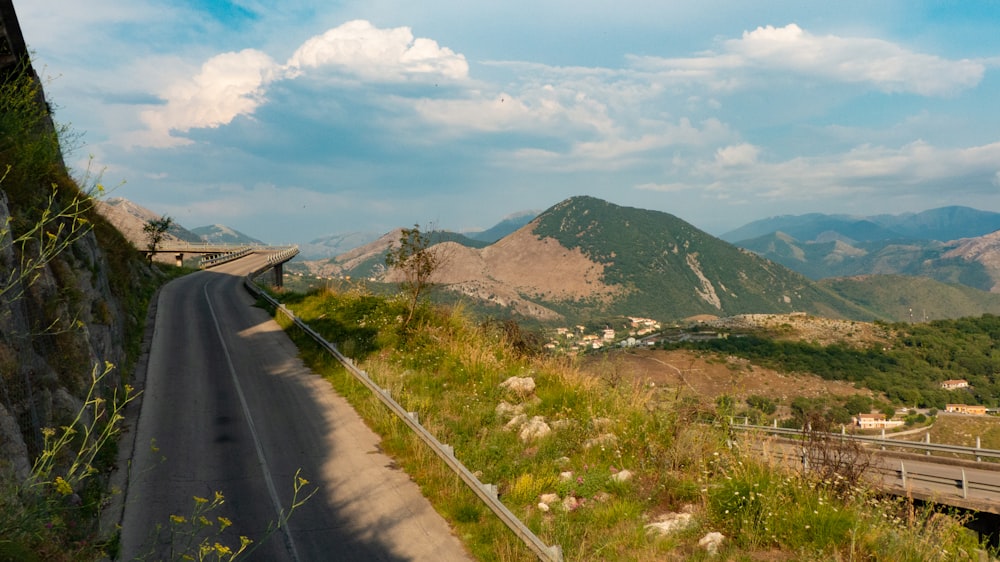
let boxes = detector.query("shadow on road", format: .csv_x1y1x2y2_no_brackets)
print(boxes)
120,264,468,561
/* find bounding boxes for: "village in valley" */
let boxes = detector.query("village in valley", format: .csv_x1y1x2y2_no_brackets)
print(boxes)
544,316,662,353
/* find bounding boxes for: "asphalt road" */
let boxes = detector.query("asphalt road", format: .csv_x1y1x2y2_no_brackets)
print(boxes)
119,256,473,561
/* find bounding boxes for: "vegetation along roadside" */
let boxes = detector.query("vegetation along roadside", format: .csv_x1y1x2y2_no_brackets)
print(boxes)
265,279,993,561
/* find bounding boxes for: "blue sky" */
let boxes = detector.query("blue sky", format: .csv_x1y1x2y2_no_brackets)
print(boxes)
15,1,1000,243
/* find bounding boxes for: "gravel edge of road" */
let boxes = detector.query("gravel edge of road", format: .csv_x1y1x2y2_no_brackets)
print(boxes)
99,286,161,557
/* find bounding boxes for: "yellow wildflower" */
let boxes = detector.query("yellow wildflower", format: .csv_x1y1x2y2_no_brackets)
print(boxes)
53,476,73,496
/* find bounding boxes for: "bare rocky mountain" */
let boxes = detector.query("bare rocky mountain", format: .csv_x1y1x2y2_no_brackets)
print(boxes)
191,224,263,245
941,230,1000,292
303,223,619,321
300,232,381,260
95,197,201,248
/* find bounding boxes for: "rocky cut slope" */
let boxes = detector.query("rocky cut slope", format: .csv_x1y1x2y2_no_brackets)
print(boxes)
0,36,154,481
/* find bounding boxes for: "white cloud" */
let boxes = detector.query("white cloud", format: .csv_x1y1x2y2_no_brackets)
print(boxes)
733,24,984,96
138,49,281,146
133,20,470,146
635,182,691,193
715,143,759,167
287,20,468,81
694,140,1000,203
632,23,985,97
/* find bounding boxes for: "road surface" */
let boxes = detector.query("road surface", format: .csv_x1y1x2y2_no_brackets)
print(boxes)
119,255,473,561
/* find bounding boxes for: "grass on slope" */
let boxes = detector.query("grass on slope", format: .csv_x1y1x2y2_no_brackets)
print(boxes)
269,284,989,561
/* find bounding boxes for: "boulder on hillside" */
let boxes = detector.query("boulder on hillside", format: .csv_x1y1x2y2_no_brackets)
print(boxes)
518,416,551,442
500,375,536,396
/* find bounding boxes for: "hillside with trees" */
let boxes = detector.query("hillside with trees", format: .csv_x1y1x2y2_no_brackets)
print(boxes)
663,313,1000,409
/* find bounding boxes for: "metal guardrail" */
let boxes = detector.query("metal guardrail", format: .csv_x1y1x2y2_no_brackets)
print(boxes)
199,245,298,269
243,267,563,562
746,439,1000,510
200,246,253,268
266,246,299,265
730,421,1000,461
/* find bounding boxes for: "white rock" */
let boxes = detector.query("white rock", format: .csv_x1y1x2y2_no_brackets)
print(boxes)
561,496,579,511
610,469,633,483
539,493,560,505
644,512,694,536
504,413,527,431
592,417,614,430
518,416,551,442
559,471,573,481
699,532,725,556
583,432,618,449
495,401,523,418
499,376,536,396
537,502,550,512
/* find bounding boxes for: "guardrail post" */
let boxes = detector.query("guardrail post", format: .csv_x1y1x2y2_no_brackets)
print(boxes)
925,433,931,456
961,469,968,499
881,428,886,450
976,436,982,462
900,461,906,489
772,419,777,428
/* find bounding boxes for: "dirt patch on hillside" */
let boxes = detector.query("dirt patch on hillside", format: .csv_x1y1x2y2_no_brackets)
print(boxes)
426,225,625,321
582,348,871,407
432,226,621,302
705,313,894,347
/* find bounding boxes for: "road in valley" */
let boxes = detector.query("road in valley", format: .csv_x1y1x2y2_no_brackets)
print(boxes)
119,255,472,561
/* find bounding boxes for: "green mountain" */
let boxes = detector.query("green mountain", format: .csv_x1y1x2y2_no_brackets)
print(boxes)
525,196,873,321
817,275,1000,322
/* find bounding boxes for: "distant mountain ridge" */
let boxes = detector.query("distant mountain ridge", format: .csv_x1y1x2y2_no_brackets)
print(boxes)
722,206,1000,244
96,197,202,245
96,197,263,250
727,206,1000,291
465,210,539,243
191,224,264,245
